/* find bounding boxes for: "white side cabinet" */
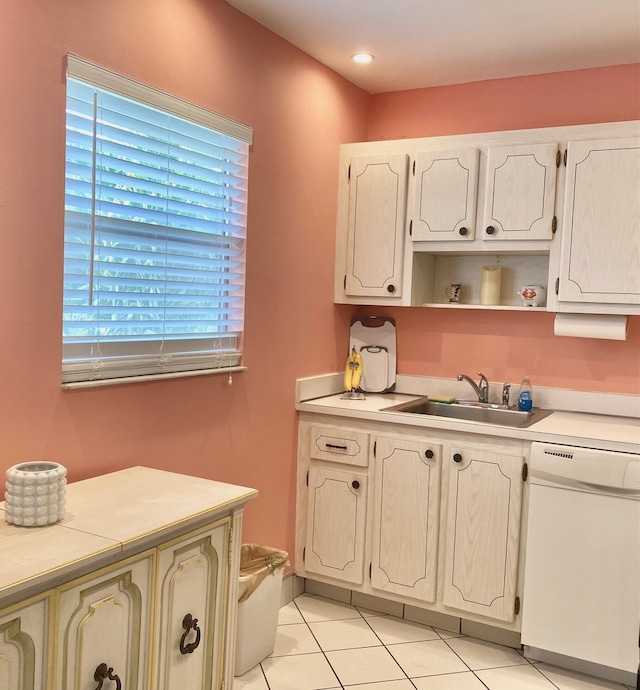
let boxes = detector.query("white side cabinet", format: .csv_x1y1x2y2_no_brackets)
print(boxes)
0,595,50,690
0,468,257,690
55,553,154,690
557,137,640,307
153,520,230,690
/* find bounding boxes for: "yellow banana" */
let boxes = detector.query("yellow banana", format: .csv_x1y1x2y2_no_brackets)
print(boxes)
343,349,354,391
351,349,363,390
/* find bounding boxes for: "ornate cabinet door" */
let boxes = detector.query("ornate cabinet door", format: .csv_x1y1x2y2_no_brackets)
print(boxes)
442,446,524,622
412,148,479,242
345,154,409,298
304,466,367,585
559,137,640,305
153,520,229,690
482,143,558,241
371,436,442,602
0,595,50,690
54,552,154,690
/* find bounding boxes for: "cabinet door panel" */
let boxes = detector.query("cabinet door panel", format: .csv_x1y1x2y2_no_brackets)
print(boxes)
0,596,50,690
412,148,479,241
345,154,408,298
443,447,523,622
371,437,441,602
154,520,229,690
305,466,367,584
55,553,154,690
559,137,640,305
482,143,558,240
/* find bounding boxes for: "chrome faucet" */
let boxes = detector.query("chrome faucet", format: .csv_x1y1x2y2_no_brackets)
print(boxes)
457,372,489,404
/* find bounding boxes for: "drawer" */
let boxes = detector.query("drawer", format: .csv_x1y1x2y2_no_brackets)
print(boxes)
309,426,369,467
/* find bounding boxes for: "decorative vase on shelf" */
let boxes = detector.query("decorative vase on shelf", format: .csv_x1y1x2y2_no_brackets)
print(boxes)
4,461,67,527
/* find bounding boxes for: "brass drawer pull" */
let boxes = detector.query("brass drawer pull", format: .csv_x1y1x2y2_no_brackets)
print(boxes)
180,613,201,654
94,663,121,690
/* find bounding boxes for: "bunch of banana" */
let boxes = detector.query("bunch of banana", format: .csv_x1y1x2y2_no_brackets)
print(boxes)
343,347,363,392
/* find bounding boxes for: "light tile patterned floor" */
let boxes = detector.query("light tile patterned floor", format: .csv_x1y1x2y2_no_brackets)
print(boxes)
234,593,636,690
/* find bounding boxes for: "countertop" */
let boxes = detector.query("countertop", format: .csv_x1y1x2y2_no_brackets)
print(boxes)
296,393,640,454
0,467,258,605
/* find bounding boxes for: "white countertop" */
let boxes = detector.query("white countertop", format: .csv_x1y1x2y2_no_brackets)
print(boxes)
296,393,640,453
0,467,258,604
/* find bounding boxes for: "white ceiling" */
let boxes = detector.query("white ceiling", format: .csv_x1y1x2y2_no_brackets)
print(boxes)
225,0,640,94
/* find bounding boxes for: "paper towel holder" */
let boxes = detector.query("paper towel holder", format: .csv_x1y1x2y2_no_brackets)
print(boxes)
554,313,628,341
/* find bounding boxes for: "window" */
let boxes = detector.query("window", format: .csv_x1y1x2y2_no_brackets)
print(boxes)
62,56,252,384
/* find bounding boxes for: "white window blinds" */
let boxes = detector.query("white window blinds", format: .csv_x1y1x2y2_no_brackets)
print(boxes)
63,56,252,384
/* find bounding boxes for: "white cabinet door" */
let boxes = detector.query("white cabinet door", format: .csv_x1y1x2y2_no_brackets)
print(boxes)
345,154,409,298
442,446,524,622
558,137,640,306
0,595,50,690
482,143,558,241
153,520,229,690
305,466,367,585
371,436,442,602
54,552,154,690
412,148,479,242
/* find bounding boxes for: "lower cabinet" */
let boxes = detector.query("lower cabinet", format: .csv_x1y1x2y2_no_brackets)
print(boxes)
0,595,50,690
304,466,368,585
370,435,441,602
442,445,525,623
297,418,528,631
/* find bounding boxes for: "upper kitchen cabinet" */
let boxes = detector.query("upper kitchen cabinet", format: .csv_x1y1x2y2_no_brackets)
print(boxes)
555,137,640,312
336,153,410,304
411,148,480,242
481,143,559,241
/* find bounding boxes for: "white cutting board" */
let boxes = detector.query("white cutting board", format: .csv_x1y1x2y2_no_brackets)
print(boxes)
350,317,396,393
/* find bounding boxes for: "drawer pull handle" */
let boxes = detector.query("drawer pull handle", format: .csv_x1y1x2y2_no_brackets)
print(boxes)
425,449,434,459
180,613,201,654
325,443,348,451
453,453,463,463
94,664,121,690
351,480,360,490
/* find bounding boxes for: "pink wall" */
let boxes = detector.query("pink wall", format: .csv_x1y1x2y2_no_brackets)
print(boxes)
365,65,640,395
0,0,369,564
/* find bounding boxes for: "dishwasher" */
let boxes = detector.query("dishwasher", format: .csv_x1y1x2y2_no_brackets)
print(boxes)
522,442,640,687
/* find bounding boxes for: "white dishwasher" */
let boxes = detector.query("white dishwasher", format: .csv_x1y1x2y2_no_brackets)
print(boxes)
522,442,640,686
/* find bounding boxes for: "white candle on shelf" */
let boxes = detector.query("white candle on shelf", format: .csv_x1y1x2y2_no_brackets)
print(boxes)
480,265,502,305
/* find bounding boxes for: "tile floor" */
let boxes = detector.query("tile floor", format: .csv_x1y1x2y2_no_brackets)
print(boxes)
234,593,637,690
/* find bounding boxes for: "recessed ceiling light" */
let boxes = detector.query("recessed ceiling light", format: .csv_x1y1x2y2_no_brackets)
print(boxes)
351,53,375,64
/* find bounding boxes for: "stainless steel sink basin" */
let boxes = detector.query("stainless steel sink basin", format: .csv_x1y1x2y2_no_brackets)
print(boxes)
382,398,552,428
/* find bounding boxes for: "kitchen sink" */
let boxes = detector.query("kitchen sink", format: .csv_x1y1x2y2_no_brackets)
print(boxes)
382,398,553,428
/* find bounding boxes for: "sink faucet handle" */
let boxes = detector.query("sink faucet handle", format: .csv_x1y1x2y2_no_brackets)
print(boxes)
502,382,511,407
477,373,489,403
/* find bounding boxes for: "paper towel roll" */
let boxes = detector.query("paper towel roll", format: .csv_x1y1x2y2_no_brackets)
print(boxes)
480,265,502,305
554,313,628,340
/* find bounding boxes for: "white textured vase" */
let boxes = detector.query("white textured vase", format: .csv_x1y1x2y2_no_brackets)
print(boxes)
4,461,67,527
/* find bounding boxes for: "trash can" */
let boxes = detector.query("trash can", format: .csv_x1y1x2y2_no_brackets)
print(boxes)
234,544,288,676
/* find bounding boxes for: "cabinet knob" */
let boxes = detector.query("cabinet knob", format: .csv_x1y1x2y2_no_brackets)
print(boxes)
94,664,122,690
458,227,468,236
453,453,463,463
180,613,202,655
425,449,434,459
387,284,395,293
351,480,360,490
485,226,496,235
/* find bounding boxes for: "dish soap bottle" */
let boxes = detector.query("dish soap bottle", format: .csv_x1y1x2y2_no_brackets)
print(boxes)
517,376,533,411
